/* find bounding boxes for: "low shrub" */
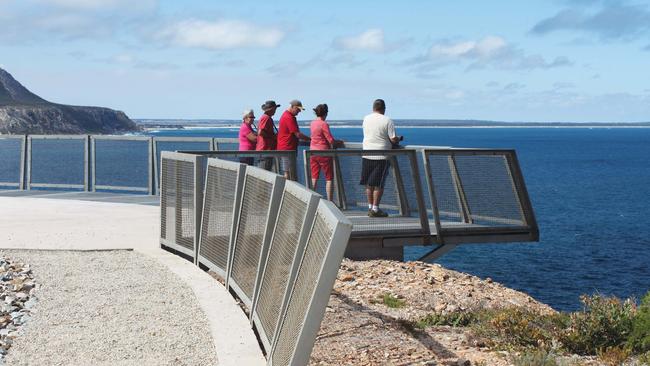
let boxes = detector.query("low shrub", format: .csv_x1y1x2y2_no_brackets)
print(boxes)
597,346,632,366
561,294,635,355
628,291,650,353
470,307,567,350
382,293,406,308
510,349,564,366
415,311,478,328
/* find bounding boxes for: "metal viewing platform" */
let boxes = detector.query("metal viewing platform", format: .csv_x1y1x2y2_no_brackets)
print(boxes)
0,134,538,261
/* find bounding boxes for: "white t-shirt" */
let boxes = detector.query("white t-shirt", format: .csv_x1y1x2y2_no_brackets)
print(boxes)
362,112,396,160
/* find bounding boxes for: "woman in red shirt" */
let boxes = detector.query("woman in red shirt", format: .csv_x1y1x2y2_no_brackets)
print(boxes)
309,104,343,201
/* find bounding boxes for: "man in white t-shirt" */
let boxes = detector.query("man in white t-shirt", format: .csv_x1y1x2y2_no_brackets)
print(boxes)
360,99,403,217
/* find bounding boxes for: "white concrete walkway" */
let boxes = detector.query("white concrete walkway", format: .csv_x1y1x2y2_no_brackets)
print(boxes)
0,193,265,366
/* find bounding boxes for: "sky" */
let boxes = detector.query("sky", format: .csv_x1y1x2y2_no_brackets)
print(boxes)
1,0,649,122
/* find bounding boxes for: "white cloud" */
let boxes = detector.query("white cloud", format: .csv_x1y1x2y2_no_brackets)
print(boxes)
35,0,156,11
429,36,508,60
158,19,285,50
336,29,385,52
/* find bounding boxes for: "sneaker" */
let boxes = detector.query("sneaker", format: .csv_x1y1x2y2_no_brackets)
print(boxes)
368,208,388,218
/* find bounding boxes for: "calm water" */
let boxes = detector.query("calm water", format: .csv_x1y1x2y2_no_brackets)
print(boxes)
2,126,648,311
152,126,650,311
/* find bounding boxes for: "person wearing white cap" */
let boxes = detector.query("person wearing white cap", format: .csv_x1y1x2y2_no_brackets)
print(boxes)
277,99,310,179
238,109,257,165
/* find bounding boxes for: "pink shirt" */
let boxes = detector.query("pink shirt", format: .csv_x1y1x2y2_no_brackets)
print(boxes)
238,122,255,151
310,118,335,150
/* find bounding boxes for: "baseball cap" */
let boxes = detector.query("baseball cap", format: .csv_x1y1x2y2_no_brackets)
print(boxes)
289,99,305,111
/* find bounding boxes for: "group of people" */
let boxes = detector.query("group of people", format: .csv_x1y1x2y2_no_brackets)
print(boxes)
238,98,401,218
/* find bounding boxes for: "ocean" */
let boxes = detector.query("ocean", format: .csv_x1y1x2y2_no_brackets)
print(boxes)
150,125,650,311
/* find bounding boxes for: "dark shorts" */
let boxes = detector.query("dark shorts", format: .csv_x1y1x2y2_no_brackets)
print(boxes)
359,158,390,188
239,157,254,166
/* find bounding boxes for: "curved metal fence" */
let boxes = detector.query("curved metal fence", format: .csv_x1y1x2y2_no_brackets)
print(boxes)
161,154,352,366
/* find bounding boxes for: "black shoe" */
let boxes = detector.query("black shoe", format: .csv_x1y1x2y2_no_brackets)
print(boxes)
368,208,388,218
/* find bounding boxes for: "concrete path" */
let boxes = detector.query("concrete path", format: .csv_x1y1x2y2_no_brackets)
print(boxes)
0,192,265,366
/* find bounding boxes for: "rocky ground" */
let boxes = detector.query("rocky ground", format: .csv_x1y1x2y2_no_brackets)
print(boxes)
0,256,36,363
309,259,601,366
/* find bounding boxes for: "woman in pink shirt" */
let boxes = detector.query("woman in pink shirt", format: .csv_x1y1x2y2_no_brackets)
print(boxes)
310,104,342,201
238,109,257,165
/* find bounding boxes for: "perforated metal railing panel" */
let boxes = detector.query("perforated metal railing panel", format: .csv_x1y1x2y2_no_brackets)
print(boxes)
454,154,525,226
199,164,239,273
307,150,427,235
94,139,149,189
425,151,530,230
426,155,464,223
270,212,333,366
30,138,85,186
254,191,308,350
229,174,273,302
0,138,22,186
160,157,176,241
177,160,196,250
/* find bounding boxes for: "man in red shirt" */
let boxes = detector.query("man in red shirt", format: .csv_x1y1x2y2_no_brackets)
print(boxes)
277,100,310,179
256,100,280,171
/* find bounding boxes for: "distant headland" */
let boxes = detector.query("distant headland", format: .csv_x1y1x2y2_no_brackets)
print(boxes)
0,68,139,135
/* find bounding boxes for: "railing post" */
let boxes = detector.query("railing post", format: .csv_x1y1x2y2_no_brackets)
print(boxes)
19,135,27,190
90,136,96,192
289,151,297,181
421,150,443,243
84,135,90,192
303,150,312,189
505,151,539,239
407,150,430,235
389,155,410,216
148,137,155,195
333,155,347,210
448,154,472,224
153,138,160,194
25,135,32,191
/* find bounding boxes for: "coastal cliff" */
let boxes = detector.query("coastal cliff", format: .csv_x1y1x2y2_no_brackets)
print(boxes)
0,68,139,134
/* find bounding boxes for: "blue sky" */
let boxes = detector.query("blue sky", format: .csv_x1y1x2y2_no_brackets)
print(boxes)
1,0,649,122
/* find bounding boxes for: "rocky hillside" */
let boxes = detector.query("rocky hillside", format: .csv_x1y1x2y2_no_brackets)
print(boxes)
0,68,139,134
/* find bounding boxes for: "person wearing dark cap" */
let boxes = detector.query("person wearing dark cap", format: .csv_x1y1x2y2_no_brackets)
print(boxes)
360,99,403,217
256,100,280,171
277,99,310,179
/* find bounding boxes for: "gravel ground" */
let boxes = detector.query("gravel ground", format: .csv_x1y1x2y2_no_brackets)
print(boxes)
0,250,218,366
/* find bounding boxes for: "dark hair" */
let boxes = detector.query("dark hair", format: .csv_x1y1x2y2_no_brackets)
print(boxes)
373,99,386,112
313,103,329,118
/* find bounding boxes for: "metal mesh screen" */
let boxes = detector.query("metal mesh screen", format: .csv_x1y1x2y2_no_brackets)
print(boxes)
309,151,425,235
454,154,524,226
199,165,238,272
30,138,85,185
176,160,196,250
0,138,22,185
229,174,273,302
426,155,464,223
160,158,176,241
271,213,333,366
215,141,239,151
254,192,308,349
94,139,149,189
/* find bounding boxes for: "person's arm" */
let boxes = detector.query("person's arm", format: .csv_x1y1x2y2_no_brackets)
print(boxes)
387,119,402,144
258,119,271,138
294,131,311,141
322,123,340,148
246,132,257,142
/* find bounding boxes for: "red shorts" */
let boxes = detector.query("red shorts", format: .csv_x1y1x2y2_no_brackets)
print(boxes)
310,156,333,181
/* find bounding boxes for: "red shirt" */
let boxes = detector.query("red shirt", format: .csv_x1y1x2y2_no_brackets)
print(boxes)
310,118,335,150
256,114,276,150
277,110,300,151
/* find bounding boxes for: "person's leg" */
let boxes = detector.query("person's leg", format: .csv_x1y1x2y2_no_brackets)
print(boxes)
311,178,318,190
366,186,373,210
372,187,384,206
325,180,333,201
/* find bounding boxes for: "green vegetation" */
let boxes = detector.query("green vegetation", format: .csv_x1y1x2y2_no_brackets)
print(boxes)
381,293,406,308
415,311,478,328
412,290,650,365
